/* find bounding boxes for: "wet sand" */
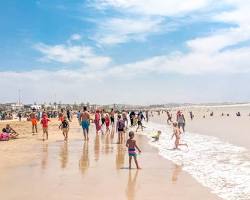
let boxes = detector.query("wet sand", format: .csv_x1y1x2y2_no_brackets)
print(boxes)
0,118,221,200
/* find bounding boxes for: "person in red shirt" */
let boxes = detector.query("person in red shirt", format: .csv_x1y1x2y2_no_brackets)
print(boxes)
41,114,50,140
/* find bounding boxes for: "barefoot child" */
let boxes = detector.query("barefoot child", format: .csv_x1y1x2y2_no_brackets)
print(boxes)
59,118,69,141
41,115,50,140
30,112,38,134
171,122,188,150
152,130,161,142
126,131,141,169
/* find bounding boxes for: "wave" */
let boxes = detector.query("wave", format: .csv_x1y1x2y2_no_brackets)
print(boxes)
141,122,250,200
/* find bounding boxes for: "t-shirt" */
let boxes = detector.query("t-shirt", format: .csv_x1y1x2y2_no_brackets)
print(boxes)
41,118,50,128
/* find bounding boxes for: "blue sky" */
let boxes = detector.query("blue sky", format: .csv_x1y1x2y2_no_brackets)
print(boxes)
0,0,250,104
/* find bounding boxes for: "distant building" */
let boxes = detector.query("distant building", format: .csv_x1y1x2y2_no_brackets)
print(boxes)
11,103,24,110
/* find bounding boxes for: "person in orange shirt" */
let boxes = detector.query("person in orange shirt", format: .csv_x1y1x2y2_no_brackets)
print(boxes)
30,112,38,134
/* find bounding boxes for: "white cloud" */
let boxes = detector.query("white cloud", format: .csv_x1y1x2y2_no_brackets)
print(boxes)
93,17,165,45
70,33,82,41
35,41,112,68
96,0,213,16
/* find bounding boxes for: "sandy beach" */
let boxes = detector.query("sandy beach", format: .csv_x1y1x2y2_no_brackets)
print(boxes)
0,118,221,200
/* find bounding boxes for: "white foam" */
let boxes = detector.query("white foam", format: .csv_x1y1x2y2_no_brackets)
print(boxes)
142,122,250,200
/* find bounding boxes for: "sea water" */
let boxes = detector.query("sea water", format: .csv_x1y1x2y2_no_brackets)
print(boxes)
142,122,250,200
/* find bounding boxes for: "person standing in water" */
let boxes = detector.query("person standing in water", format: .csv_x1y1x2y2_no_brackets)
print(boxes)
177,111,186,133
171,122,188,150
80,107,90,141
167,111,172,124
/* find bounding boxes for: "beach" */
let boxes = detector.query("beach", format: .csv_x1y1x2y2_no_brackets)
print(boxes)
0,117,222,200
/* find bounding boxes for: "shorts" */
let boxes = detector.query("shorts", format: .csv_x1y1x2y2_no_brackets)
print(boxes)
118,128,124,132
138,121,142,126
82,120,89,130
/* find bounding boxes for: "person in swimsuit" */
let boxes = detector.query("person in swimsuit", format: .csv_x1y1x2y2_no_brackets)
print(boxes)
116,115,125,144
80,106,90,141
94,110,102,135
101,110,105,128
136,111,145,132
110,109,115,127
59,118,69,141
5,124,19,139
167,111,172,125
126,131,141,169
176,111,185,133
30,112,38,134
152,130,161,142
41,115,50,140
171,122,188,150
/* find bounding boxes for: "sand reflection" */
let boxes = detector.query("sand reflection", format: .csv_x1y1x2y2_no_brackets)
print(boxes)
41,143,48,170
59,142,68,169
94,135,100,162
79,141,89,174
171,164,182,184
116,145,125,170
126,170,139,200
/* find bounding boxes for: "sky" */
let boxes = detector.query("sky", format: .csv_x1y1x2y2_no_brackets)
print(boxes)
0,0,250,105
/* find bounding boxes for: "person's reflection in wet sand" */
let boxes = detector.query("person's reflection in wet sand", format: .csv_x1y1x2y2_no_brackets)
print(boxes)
79,141,89,174
111,125,115,140
59,142,68,169
171,164,182,184
116,144,125,170
94,134,100,162
126,170,139,200
41,143,48,170
105,134,113,154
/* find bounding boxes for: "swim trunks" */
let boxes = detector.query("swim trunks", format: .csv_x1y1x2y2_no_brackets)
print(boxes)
82,120,89,130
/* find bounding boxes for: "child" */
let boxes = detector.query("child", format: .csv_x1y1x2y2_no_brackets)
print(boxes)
116,114,125,144
171,122,188,150
5,124,19,138
105,113,110,133
31,112,38,134
0,128,10,141
152,130,161,142
41,114,50,140
59,118,69,141
126,131,141,169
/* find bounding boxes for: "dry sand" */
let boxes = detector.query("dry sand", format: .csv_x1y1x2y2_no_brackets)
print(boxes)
0,118,221,200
